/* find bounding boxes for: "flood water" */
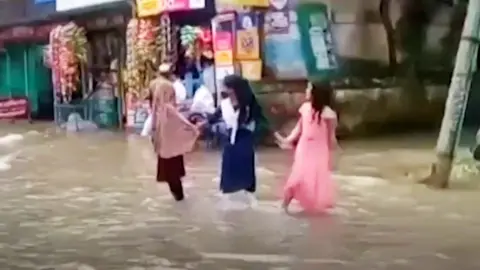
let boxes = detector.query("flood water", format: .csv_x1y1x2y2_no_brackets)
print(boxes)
0,123,480,269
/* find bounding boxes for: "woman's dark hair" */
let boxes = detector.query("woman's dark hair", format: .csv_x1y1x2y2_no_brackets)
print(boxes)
223,74,261,126
310,81,334,123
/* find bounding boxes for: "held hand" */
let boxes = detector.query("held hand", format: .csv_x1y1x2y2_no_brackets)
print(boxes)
275,139,293,150
193,125,201,137
273,132,286,143
196,121,207,129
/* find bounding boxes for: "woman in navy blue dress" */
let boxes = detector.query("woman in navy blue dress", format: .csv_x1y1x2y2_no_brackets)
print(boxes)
208,75,262,208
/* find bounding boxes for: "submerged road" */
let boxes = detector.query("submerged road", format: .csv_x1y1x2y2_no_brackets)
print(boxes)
0,125,479,269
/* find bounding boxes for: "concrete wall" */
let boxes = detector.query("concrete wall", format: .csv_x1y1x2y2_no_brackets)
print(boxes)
255,81,447,138
309,0,452,62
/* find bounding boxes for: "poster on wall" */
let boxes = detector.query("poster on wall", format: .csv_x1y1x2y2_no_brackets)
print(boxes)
236,12,260,60
296,3,338,79
263,0,307,79
214,32,234,66
265,0,295,34
212,13,235,67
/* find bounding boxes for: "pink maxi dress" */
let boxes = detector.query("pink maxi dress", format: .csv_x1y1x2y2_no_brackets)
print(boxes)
283,102,337,212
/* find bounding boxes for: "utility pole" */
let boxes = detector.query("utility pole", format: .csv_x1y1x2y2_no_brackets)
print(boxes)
422,0,480,188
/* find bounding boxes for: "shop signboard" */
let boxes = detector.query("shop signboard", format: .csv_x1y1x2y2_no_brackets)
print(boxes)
136,0,205,17
83,14,127,30
136,0,163,17
0,97,30,121
216,0,268,8
56,0,125,12
0,24,60,42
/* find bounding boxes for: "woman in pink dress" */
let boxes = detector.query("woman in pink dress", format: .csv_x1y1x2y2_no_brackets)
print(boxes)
275,82,338,213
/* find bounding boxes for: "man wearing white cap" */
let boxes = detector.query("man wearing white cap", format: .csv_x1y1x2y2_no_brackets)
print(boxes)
141,63,187,135
147,63,199,201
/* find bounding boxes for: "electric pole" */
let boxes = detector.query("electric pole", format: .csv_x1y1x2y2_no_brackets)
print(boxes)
422,0,480,188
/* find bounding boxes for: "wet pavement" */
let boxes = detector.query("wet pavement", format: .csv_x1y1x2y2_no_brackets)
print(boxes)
1,124,480,269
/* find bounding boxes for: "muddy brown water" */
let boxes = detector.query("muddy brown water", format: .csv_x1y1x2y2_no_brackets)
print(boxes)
0,123,478,269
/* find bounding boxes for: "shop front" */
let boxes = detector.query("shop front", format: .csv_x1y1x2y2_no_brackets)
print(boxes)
125,0,339,137
0,0,61,121
123,0,216,132
48,0,131,129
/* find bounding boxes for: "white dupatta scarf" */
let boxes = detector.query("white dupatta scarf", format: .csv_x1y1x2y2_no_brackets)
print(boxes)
220,98,255,145
220,98,239,145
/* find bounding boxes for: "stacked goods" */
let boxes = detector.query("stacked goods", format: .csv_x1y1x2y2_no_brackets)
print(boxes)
48,23,87,102
48,26,62,95
180,26,213,60
125,19,141,96
125,18,159,97
157,14,174,64
180,25,198,57
137,18,158,64
198,28,213,59
169,25,179,65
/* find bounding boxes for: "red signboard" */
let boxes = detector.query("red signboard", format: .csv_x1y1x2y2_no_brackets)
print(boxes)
0,97,30,121
0,23,60,42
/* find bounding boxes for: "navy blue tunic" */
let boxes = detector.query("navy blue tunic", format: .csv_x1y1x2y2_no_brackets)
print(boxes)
220,128,256,193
